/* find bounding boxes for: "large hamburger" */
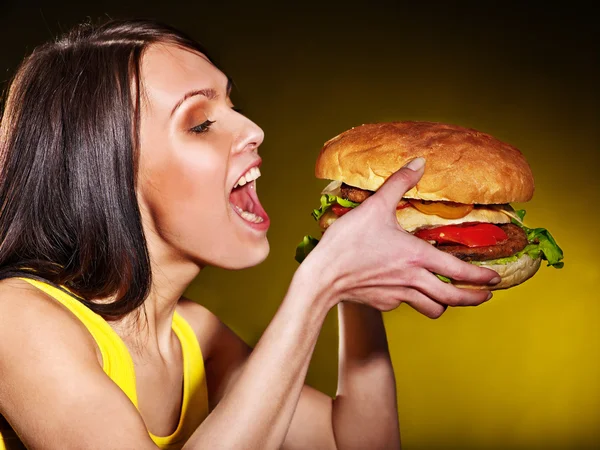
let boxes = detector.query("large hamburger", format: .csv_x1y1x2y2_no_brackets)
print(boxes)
295,121,563,290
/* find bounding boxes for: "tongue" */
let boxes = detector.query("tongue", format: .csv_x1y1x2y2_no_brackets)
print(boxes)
230,183,254,212
229,182,268,219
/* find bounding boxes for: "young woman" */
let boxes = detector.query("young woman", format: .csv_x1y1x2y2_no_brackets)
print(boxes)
0,19,499,449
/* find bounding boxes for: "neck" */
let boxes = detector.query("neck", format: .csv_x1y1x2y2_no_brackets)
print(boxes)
111,228,201,353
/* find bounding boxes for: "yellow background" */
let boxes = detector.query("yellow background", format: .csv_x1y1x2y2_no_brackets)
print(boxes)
2,1,598,449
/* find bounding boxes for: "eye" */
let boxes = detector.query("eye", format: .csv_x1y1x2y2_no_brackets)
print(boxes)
190,119,215,134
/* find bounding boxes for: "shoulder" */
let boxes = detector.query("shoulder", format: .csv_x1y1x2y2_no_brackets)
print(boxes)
176,297,251,362
0,278,102,367
0,278,154,447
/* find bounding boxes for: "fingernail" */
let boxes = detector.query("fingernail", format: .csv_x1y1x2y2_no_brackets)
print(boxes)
403,157,425,171
486,292,493,301
489,276,501,285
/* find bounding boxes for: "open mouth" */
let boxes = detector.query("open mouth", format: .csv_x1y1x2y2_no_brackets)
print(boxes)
229,166,269,228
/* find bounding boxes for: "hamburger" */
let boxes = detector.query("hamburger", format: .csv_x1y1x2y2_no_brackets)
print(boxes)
295,121,563,290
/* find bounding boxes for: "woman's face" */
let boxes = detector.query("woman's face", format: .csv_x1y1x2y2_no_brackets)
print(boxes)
137,43,269,270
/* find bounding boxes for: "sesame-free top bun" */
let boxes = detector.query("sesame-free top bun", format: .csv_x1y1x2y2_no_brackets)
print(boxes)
315,121,535,204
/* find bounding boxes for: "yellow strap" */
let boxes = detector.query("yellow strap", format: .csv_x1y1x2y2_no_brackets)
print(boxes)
150,313,209,447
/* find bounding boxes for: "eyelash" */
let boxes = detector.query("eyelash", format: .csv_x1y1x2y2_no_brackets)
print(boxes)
189,106,242,134
190,119,215,134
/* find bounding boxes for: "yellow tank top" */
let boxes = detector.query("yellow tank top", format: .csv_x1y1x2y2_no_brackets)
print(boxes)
0,278,209,450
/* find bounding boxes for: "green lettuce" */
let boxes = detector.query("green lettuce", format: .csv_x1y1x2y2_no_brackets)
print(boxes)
295,235,320,263
296,194,359,263
436,274,452,283
312,194,359,221
511,209,563,268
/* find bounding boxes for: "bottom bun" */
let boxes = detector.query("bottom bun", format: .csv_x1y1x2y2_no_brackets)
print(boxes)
453,254,542,290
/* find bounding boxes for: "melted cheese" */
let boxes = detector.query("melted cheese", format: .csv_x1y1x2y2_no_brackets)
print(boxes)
395,206,511,232
319,205,512,232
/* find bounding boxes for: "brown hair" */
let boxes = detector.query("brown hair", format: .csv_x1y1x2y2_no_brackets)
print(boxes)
0,19,211,319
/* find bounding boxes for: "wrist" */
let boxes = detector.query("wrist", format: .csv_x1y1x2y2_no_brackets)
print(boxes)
292,255,340,313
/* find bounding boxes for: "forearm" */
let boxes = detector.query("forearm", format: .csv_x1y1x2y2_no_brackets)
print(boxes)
332,302,400,450
185,266,334,450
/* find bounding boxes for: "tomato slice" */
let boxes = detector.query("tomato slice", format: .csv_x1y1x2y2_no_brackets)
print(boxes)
396,200,411,210
414,223,508,247
331,204,354,216
409,199,474,219
333,199,411,217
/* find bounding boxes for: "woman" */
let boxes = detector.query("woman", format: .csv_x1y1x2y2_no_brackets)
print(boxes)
0,19,499,449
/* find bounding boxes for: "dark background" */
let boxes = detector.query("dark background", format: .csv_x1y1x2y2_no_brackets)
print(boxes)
1,1,598,449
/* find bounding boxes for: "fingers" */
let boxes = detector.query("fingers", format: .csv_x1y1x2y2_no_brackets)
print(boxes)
420,245,501,286
409,268,492,307
342,285,447,319
397,287,447,319
369,157,425,211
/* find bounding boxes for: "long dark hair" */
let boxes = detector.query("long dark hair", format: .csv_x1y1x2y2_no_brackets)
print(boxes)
0,19,210,319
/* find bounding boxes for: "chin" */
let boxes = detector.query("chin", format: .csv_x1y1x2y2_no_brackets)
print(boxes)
241,239,270,269
219,237,270,270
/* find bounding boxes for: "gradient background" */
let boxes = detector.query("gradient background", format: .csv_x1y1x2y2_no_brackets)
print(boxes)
1,1,598,449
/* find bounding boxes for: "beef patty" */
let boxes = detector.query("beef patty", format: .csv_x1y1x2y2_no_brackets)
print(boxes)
340,183,529,261
433,223,528,262
340,183,372,203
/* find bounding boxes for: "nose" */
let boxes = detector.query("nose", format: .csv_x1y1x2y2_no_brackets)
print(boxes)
235,117,264,154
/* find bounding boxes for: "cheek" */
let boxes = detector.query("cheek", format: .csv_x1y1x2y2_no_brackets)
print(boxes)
141,143,229,240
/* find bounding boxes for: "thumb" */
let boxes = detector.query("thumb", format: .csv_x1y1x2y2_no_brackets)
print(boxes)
373,157,426,208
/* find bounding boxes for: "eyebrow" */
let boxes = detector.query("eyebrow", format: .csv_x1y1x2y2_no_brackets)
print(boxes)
170,77,233,117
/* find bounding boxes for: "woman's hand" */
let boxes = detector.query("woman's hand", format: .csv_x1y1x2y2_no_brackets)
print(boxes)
303,157,500,318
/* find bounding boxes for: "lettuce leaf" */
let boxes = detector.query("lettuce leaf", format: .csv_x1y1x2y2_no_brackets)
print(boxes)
512,210,563,268
436,274,452,283
296,195,359,264
295,235,320,263
514,209,527,222
312,194,359,221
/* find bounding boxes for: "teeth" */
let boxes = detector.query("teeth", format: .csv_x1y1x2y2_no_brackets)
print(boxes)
233,166,261,189
232,204,264,223
240,210,264,223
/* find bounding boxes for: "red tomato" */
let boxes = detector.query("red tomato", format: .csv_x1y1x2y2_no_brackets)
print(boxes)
333,201,411,216
414,223,508,247
331,204,354,216
396,200,411,210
